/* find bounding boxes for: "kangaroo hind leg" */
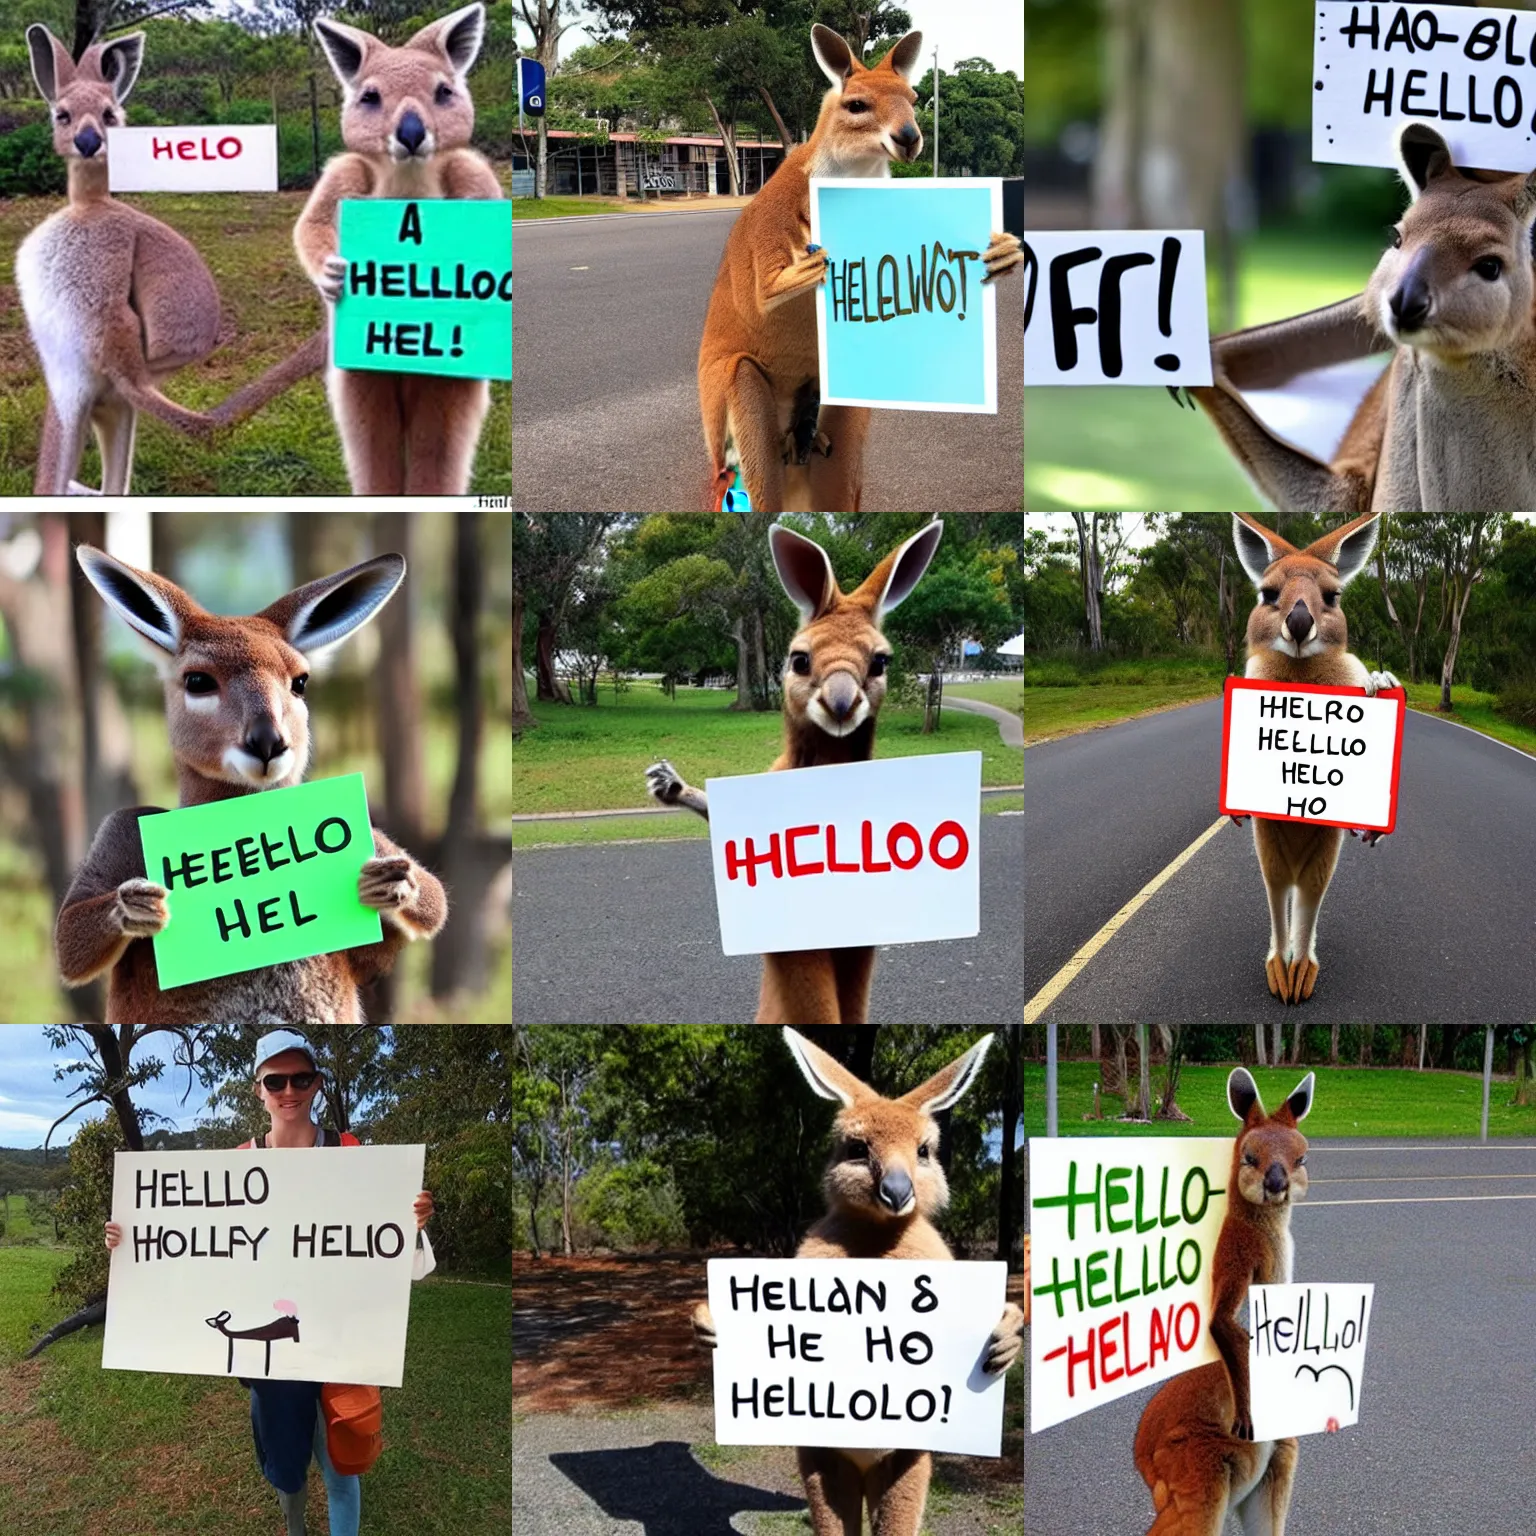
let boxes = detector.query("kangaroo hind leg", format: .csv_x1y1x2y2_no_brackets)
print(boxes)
757,951,840,1023
1236,1438,1297,1536
725,358,785,513
796,1447,863,1536
864,1447,931,1536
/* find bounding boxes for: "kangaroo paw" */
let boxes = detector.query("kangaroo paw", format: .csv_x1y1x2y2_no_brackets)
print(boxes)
692,1301,717,1349
982,1303,1024,1374
646,760,685,805
1285,955,1319,1003
1364,670,1400,695
982,230,1023,284
358,856,417,912
1265,952,1289,1001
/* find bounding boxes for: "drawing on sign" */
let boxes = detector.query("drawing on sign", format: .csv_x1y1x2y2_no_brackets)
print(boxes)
1249,1282,1375,1440
206,1306,302,1375
1023,231,1212,386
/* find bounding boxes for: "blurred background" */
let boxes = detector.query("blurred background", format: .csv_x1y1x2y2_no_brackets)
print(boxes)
0,510,512,1024
1025,0,1415,511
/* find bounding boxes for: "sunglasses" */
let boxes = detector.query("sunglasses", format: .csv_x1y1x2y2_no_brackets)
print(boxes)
260,1072,318,1093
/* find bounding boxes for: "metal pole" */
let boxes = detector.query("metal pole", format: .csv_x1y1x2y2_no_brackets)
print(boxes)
932,46,939,176
1482,1026,1494,1142
1046,1025,1059,1139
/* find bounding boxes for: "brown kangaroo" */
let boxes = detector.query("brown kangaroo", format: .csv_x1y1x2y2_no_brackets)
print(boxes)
1135,1067,1314,1536
644,519,943,1022
206,1309,301,1376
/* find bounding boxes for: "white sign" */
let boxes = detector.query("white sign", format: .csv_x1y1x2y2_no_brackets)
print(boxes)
1023,230,1213,386
103,1145,425,1387
1220,679,1406,834
108,125,279,192
705,752,981,956
1029,1137,1231,1433
1250,1283,1375,1440
706,1258,1010,1456
1314,3,1536,173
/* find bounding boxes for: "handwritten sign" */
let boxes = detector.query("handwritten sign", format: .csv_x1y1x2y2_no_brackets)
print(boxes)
103,1145,425,1386
1220,679,1406,833
705,752,981,956
136,773,381,989
706,1258,1010,1455
335,199,511,381
1314,2,1536,172
1024,230,1212,386
1250,1282,1375,1439
1029,1137,1231,1433
810,178,1000,412
107,125,278,192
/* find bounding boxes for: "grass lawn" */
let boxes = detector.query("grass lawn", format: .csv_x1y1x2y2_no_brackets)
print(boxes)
511,682,1022,814
0,1248,509,1534
1024,1062,1536,1139
0,179,511,495
1025,230,1385,512
1024,654,1225,745
1402,683,1536,758
947,679,1024,719
512,195,633,219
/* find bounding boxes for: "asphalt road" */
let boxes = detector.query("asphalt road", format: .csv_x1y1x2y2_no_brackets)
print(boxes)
512,210,1023,512
1024,701,1536,1022
512,813,1023,1024
1025,1139,1536,1536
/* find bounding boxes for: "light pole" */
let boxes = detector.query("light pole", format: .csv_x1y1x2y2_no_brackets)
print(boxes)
932,45,940,177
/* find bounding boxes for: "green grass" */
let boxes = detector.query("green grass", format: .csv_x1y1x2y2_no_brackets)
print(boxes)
1402,683,1536,758
0,177,511,496
512,195,634,219
511,683,1022,814
1024,654,1225,744
1024,1062,1536,1139
946,679,1024,719
1025,230,1386,512
0,1250,509,1534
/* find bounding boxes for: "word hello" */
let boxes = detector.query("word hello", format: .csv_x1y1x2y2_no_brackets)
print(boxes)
1040,1300,1202,1399
1032,1159,1221,1241
828,245,983,325
1032,1236,1204,1320
730,1378,954,1424
727,1271,922,1315
159,818,354,891
135,1166,269,1209
346,261,512,304
724,819,970,887
150,135,245,161
1253,1287,1370,1357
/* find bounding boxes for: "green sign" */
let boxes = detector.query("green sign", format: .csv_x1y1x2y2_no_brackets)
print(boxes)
136,774,382,989
334,198,511,381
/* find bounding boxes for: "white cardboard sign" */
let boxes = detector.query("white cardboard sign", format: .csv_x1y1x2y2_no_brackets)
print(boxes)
1220,679,1407,834
706,1258,1010,1456
107,125,279,192
103,1145,425,1387
1023,230,1212,386
1029,1137,1231,1433
1314,3,1536,173
1249,1282,1375,1440
705,752,981,956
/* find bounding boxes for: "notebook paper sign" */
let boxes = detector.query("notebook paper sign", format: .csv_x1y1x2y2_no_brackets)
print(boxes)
103,1145,424,1387
810,178,1001,412
1314,2,1536,172
1219,680,1406,834
1249,1283,1375,1440
1024,231,1212,386
706,1259,1010,1456
135,772,382,988
334,199,512,381
1029,1137,1231,1433
107,126,278,191
705,752,981,956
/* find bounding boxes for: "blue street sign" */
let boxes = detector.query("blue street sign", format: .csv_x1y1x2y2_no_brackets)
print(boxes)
518,57,546,118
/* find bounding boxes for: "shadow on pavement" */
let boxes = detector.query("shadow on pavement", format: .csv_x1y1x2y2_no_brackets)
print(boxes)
550,1441,803,1533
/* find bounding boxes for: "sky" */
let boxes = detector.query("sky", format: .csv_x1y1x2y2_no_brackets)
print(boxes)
517,2,1024,76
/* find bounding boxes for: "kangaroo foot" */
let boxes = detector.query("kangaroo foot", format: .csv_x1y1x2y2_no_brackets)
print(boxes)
1265,951,1289,1001
1285,954,1319,1003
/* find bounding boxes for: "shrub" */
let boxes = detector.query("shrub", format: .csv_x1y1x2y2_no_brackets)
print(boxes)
1495,676,1536,729
0,122,65,196
424,1121,511,1276
51,1114,125,1309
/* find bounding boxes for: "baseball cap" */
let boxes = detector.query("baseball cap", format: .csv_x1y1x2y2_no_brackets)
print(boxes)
254,1030,319,1078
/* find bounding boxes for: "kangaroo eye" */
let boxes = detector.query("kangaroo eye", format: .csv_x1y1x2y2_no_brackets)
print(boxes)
55,110,70,125
790,651,811,676
868,654,888,678
184,672,217,695
292,674,309,697
360,87,382,106
435,83,454,105
1260,587,1279,606
844,99,870,114
1391,227,1402,249
842,1139,869,1162
917,1144,931,1162
102,110,116,125
1244,1153,1260,1167
1322,590,1339,607
1474,256,1504,281
1296,1155,1307,1167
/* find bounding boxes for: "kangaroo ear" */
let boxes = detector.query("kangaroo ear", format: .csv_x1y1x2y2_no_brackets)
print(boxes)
1397,121,1454,198
771,525,838,620
75,544,189,656
899,1031,994,1114
1282,1072,1315,1125
27,26,72,103
409,2,485,75
313,17,372,87
851,520,943,621
812,24,858,88
1303,513,1380,586
782,1028,869,1106
1232,514,1293,588
97,33,145,104
1227,1067,1264,1124
884,30,924,83
259,553,405,658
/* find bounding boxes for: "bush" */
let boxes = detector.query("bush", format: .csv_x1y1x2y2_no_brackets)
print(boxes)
424,1121,511,1276
1495,677,1536,729
51,1114,125,1309
0,122,64,196
575,1157,688,1250
476,102,517,160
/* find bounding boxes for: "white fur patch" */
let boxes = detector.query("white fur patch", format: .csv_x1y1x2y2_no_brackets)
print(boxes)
182,691,220,715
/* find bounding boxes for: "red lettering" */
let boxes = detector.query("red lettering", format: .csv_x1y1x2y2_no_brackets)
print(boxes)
725,833,782,887
1098,1314,1123,1384
887,822,922,870
1040,1329,1096,1399
177,140,194,160
1149,1305,1171,1369
860,819,891,873
825,824,859,873
929,819,968,870
151,137,172,159
218,136,242,159
1174,1301,1200,1353
785,824,823,877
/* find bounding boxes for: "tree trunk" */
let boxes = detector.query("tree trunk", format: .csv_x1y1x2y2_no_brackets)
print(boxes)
730,617,754,710
705,94,741,195
1071,513,1105,652
1440,575,1477,711
1330,1023,1340,1066
372,514,426,854
1271,1021,1284,1068
1254,1022,1267,1066
535,614,572,702
308,69,321,184
512,588,535,731
756,84,792,157
752,607,769,710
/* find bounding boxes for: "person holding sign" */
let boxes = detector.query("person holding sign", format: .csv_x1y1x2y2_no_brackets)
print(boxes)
105,1032,435,1536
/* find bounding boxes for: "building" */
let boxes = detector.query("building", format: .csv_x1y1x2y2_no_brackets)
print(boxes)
513,130,787,198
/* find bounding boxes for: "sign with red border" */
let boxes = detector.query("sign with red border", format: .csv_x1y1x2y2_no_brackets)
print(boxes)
1219,678,1406,834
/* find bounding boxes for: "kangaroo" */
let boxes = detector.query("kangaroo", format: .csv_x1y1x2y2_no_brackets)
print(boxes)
1135,1067,1314,1536
54,544,447,1024
206,1308,300,1376
1229,513,1398,1005
295,4,501,495
15,27,327,496
1193,121,1536,513
644,519,943,1023
692,1028,1024,1536
697,25,1023,513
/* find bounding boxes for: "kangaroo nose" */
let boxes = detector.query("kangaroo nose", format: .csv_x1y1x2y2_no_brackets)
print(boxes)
893,123,919,148
821,673,860,721
244,720,287,765
1389,275,1431,331
74,126,102,158
1264,1165,1288,1197
878,1170,914,1213
396,111,427,154
1285,601,1314,645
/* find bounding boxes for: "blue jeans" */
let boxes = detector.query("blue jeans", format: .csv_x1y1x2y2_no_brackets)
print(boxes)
313,1405,361,1536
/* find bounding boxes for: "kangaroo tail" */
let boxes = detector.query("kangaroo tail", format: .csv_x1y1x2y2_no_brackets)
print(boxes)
207,330,328,427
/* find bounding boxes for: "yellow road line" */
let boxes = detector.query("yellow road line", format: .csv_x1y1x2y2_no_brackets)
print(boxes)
1024,815,1230,1025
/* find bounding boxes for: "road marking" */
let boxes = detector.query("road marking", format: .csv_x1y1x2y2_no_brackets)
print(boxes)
1407,705,1536,763
1311,1173,1536,1183
1305,1193,1536,1206
1308,1143,1536,1153
1024,816,1228,1024
570,265,589,270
